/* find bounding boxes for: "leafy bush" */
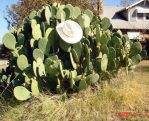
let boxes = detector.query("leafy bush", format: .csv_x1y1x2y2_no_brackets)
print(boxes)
1,3,147,101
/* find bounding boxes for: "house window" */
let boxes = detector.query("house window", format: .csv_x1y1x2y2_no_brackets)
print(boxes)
146,13,149,20
137,13,144,20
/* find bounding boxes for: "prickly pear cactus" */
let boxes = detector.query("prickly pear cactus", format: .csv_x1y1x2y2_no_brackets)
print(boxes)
0,2,147,101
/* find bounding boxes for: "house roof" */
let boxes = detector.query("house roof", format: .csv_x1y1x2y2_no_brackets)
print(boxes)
117,0,146,13
101,6,124,19
101,6,149,30
111,20,149,30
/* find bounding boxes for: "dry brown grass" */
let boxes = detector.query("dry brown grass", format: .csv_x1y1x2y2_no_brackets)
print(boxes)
0,61,149,121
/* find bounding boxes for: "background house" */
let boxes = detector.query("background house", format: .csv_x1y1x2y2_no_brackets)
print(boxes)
101,0,149,41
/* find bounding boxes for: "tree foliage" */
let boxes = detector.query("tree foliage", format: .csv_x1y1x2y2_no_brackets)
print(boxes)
6,0,102,28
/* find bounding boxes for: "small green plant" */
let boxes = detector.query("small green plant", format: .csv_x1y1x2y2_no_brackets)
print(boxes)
0,2,146,101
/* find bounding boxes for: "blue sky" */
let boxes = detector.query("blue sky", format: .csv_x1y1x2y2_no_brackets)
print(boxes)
0,0,120,44
0,0,18,44
104,0,120,6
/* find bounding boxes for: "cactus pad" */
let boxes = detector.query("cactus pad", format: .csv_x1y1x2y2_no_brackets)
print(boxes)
86,73,99,85
33,49,44,61
84,9,93,21
101,17,111,30
79,79,88,90
31,79,40,96
17,55,29,71
14,86,31,101
3,33,16,50
45,6,52,24
130,42,142,56
101,54,108,72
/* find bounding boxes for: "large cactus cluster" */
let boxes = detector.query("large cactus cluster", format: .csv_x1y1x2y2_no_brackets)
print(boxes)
0,3,147,101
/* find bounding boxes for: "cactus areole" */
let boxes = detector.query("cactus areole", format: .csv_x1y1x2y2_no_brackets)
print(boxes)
1,2,146,101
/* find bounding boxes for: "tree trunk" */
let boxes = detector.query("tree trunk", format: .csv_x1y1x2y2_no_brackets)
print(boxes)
97,0,103,15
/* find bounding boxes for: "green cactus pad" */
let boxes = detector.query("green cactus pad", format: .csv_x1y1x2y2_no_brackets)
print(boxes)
33,49,44,61
71,48,79,63
58,5,65,10
85,27,91,37
111,36,122,47
31,20,42,40
45,6,52,24
59,62,64,78
84,9,93,21
45,28,55,45
108,47,116,60
70,78,75,89
86,73,99,85
37,57,46,77
100,32,109,45
77,14,91,29
29,10,37,19
38,38,51,55
64,4,74,19
70,71,76,88
96,25,102,43
73,42,82,58
131,54,142,66
71,70,77,79
101,45,109,55
79,79,88,90
33,61,37,76
84,44,91,72
70,52,77,69
73,7,81,19
44,56,61,76
17,55,29,71
56,77,60,88
14,86,31,101
3,33,16,50
113,32,122,39
101,17,111,31
101,54,108,72
130,42,142,56
31,79,39,96
56,9,66,21
30,38,36,48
